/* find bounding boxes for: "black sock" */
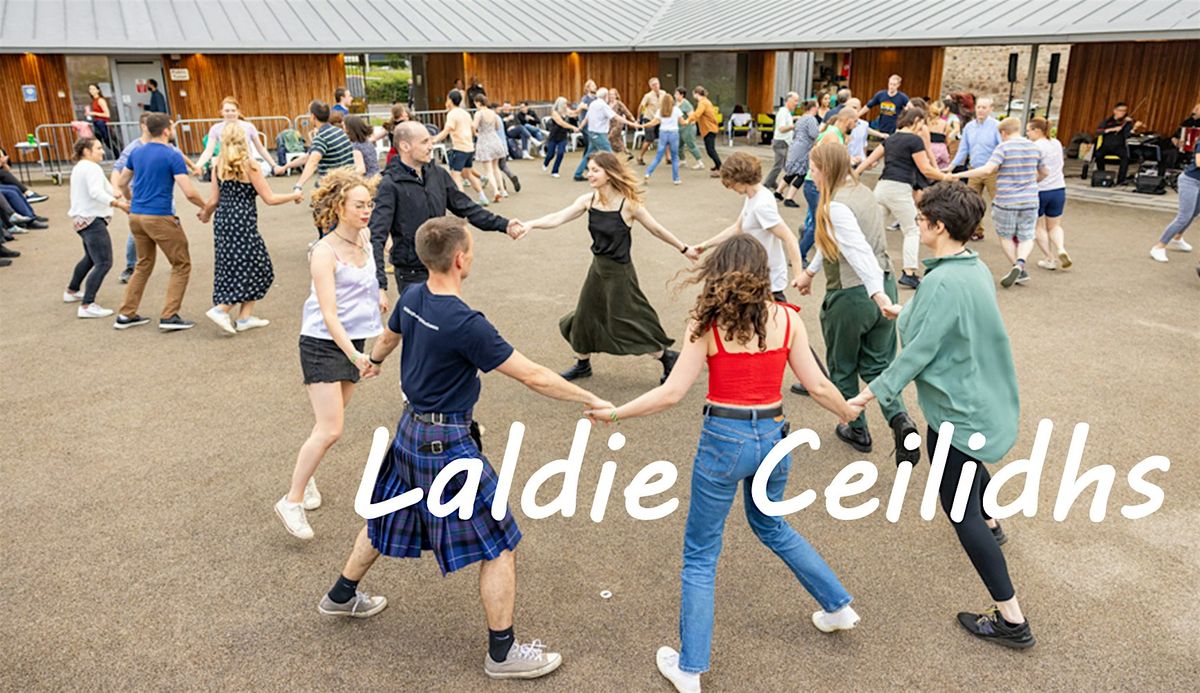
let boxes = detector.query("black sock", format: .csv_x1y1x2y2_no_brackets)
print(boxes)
327,574,359,604
1001,616,1025,629
577,358,590,366
488,626,515,662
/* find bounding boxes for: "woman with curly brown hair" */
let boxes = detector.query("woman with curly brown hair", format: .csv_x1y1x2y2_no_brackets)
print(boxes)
275,169,384,541
585,234,861,691
524,152,696,383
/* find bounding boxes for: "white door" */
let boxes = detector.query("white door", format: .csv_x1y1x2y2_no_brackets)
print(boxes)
112,59,166,141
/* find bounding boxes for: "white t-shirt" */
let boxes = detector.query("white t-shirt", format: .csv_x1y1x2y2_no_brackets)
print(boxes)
740,187,788,292
658,107,684,132
848,120,870,159
1034,138,1065,191
775,107,794,143
587,100,616,134
207,119,259,147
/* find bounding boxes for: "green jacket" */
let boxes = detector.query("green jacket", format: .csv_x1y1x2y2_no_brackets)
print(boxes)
870,251,1019,463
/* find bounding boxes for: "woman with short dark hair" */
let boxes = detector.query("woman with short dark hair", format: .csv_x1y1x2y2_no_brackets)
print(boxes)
345,115,380,179
66,137,129,317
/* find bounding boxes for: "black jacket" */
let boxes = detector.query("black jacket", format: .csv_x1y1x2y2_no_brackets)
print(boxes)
369,156,509,289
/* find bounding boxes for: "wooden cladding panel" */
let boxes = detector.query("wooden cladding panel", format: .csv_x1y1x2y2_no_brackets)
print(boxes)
162,53,344,122
428,52,660,106
850,47,945,114
425,52,466,105
1057,40,1200,144
746,51,777,114
0,54,73,152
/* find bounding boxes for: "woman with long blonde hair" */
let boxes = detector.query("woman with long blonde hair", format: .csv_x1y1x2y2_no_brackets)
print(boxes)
275,169,384,540
198,122,300,334
524,152,696,382
584,234,861,691
795,144,918,463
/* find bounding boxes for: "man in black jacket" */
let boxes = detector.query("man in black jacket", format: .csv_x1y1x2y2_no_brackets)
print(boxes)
370,121,526,309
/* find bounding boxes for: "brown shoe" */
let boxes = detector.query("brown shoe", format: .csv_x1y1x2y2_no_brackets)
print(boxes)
709,171,721,178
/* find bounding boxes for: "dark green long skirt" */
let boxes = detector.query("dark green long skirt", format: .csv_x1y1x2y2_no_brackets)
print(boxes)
559,255,674,356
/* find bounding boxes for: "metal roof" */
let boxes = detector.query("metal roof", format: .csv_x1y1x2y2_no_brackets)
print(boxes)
1,0,1197,53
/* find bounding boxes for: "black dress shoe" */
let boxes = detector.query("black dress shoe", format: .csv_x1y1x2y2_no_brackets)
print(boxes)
559,360,592,381
783,199,800,208
0,258,11,267
773,192,783,200
889,412,920,465
2,229,15,242
34,215,49,223
790,382,809,396
511,175,521,192
659,349,679,384
0,244,20,258
990,522,1008,546
26,220,48,230
835,423,872,453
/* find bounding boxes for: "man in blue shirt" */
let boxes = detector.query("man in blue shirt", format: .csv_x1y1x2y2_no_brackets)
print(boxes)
113,113,207,331
947,97,1002,240
860,74,909,135
318,216,611,680
332,86,352,116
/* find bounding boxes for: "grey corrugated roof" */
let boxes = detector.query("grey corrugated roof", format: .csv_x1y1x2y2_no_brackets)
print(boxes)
1,0,1197,53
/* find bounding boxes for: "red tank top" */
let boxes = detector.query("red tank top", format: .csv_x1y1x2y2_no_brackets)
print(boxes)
706,306,793,406
91,97,108,122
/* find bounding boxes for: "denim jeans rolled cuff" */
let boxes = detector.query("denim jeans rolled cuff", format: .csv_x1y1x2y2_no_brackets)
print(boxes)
677,415,853,674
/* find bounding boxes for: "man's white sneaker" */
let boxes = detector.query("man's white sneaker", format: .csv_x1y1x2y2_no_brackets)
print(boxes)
274,497,313,540
1036,259,1057,270
1167,238,1193,252
206,306,237,334
236,316,270,332
62,290,82,303
812,605,861,633
317,590,387,618
1150,247,1169,263
78,303,114,318
484,639,563,679
690,162,704,170
655,646,701,693
303,476,322,510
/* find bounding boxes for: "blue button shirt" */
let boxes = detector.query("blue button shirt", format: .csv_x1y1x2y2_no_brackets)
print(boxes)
951,116,1002,169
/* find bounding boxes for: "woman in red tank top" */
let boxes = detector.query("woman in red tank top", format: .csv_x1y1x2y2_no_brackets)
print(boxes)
586,235,862,691
85,83,114,154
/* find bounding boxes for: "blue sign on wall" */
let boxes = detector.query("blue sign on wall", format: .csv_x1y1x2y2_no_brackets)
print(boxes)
22,84,37,102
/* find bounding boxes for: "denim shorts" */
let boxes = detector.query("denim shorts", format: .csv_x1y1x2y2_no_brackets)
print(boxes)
1037,188,1066,218
992,205,1037,241
447,149,474,171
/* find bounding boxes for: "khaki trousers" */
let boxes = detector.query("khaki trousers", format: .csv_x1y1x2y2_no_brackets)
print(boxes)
120,214,191,320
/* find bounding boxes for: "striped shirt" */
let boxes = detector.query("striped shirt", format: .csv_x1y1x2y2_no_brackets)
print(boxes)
311,124,355,174
987,137,1042,210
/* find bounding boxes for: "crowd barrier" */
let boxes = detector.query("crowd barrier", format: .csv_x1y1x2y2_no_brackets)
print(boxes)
172,116,294,157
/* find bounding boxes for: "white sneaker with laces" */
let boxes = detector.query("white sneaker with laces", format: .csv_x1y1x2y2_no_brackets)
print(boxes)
551,173,560,178
274,496,314,540
484,639,563,679
303,476,321,510
78,303,114,318
206,306,237,334
691,162,704,170
236,316,270,332
62,290,82,303
1036,259,1057,270
1167,238,1193,252
1150,247,1169,263
655,646,700,693
812,605,861,633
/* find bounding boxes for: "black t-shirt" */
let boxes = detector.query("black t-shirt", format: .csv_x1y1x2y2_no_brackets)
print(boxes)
389,284,514,413
880,132,926,188
1098,117,1132,148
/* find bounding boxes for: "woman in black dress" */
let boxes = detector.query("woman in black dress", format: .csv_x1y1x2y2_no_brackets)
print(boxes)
525,152,699,382
198,123,301,334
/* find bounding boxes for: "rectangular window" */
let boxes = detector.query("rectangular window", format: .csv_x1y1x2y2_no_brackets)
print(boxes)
65,56,112,120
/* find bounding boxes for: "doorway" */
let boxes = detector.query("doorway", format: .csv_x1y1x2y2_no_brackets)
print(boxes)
658,54,683,93
111,59,166,145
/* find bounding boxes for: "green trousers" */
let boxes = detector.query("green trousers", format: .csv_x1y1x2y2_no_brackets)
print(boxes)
680,124,703,162
819,273,906,433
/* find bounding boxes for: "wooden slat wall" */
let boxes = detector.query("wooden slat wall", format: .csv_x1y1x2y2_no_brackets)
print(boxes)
426,52,660,106
1057,40,1200,145
850,47,945,114
746,51,777,115
425,52,465,106
162,53,344,122
0,54,74,153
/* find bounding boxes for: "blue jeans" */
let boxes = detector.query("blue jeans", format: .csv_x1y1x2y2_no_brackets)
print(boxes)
125,233,137,269
573,131,612,178
647,130,680,181
678,415,853,674
522,124,544,141
0,185,34,218
800,179,820,263
543,139,568,174
1161,173,1200,244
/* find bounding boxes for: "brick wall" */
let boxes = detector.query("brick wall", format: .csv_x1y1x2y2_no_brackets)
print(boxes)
942,44,1071,121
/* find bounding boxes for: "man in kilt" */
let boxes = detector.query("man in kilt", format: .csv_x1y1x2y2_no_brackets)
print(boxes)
317,216,611,681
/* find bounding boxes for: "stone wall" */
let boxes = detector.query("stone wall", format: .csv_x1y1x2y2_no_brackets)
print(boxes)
942,45,1071,120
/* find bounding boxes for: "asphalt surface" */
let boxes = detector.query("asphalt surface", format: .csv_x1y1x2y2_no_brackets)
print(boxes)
2,149,1198,691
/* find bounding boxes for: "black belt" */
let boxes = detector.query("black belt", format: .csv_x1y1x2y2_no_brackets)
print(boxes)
702,404,784,421
417,437,470,454
405,406,471,426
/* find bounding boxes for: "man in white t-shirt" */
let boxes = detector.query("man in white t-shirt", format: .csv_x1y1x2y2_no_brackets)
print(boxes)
765,91,800,193
573,87,640,180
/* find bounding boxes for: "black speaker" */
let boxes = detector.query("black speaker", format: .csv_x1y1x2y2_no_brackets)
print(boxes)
1008,53,1019,83
1135,173,1166,195
1091,170,1116,188
1048,53,1061,84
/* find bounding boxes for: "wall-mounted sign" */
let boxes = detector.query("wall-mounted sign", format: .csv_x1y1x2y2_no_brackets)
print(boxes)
21,84,37,102
169,68,190,81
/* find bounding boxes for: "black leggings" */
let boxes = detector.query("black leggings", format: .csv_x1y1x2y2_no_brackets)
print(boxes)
925,425,1015,602
703,132,722,169
68,218,113,304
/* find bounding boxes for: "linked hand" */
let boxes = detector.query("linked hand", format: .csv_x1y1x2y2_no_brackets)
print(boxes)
684,246,702,262
881,303,902,320
507,219,528,240
795,272,813,296
379,292,390,316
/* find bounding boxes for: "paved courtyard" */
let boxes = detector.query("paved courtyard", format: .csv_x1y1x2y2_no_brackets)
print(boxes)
2,147,1197,691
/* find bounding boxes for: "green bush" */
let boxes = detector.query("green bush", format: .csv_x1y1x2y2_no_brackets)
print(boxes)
366,72,410,106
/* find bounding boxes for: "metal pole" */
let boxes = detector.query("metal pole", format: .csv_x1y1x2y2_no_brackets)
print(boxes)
1021,44,1039,133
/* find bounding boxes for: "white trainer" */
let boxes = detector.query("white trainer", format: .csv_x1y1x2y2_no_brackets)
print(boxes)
236,316,270,332
78,303,114,318
1036,259,1057,270
303,476,321,510
1167,238,1193,252
655,646,700,693
812,605,861,633
274,496,314,540
1150,247,1169,263
62,290,82,303
206,306,237,334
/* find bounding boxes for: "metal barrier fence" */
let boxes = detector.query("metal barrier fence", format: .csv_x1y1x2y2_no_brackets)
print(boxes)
172,116,294,157
33,120,143,184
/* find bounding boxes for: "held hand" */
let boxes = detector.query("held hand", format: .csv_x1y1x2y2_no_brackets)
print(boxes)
847,388,875,410
506,219,528,240
684,246,702,262
795,272,813,296
584,405,616,425
843,401,865,424
379,292,390,316
115,200,131,213
363,363,382,379
354,352,373,376
880,302,902,320
196,209,211,223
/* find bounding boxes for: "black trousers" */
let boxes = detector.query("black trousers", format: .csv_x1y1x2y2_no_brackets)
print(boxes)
703,132,722,169
1095,143,1130,183
394,265,429,300
68,217,113,304
925,425,1015,603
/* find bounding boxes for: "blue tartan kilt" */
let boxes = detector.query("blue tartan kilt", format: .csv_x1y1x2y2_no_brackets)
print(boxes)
367,411,521,575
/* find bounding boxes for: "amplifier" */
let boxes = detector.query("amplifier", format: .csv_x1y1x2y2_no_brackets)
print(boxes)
1091,170,1116,188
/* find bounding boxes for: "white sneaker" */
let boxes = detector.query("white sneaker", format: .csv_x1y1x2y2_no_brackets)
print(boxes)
690,162,704,170
812,605,861,633
205,306,237,334
62,290,82,303
1167,238,1193,252
303,476,321,510
236,316,270,332
673,179,682,185
274,496,314,540
551,173,560,178
1036,259,1058,270
78,303,114,318
542,164,547,172
656,647,700,693
1150,246,1169,263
